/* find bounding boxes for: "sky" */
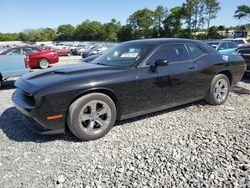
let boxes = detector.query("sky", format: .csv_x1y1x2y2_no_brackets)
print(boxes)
0,0,249,33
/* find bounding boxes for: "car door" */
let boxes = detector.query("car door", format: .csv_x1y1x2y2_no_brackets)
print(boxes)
134,44,201,114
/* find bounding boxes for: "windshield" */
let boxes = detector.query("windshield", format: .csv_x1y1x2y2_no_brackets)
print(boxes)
91,43,151,67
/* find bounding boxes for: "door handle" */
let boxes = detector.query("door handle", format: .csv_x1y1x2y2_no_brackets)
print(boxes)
188,64,197,70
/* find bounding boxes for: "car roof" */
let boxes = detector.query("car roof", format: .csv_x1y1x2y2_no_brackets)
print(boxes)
123,38,218,55
123,38,199,46
206,40,223,43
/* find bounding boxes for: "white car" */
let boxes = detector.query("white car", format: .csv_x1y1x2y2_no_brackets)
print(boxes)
231,38,250,46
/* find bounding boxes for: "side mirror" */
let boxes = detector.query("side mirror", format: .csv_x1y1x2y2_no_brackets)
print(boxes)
155,59,169,67
150,59,168,72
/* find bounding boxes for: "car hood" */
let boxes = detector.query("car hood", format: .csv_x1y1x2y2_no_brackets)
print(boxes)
15,63,129,95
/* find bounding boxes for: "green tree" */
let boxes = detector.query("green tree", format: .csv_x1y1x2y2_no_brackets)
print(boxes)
204,0,221,30
102,19,121,41
127,8,154,38
56,24,75,41
40,28,56,41
117,25,133,41
207,26,219,39
0,33,20,41
218,25,225,31
234,5,250,21
74,20,103,41
163,6,183,38
153,5,168,37
23,29,42,41
182,0,217,33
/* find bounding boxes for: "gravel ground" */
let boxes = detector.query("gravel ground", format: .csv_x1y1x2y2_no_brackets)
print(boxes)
0,56,250,187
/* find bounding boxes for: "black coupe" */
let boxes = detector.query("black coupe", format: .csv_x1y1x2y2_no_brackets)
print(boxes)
12,39,246,141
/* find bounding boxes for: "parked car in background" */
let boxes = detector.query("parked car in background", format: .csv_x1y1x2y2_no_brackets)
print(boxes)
56,49,71,56
0,55,29,88
44,46,71,56
82,46,109,58
206,41,238,54
237,44,250,75
231,38,250,46
12,39,245,141
0,46,59,69
70,45,89,55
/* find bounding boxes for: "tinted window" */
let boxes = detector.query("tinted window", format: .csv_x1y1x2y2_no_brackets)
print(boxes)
217,42,227,50
186,44,205,59
23,47,41,54
147,44,190,65
6,48,21,55
228,42,238,49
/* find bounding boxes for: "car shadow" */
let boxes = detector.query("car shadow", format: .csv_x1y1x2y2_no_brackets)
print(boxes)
0,107,81,143
1,101,203,143
232,76,250,95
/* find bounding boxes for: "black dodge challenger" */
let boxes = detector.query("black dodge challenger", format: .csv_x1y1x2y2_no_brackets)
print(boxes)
12,39,246,141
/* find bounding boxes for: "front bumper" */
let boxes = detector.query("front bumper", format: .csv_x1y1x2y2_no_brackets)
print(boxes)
22,115,64,135
12,89,65,135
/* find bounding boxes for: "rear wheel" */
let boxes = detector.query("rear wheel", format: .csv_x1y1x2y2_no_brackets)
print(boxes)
39,59,49,69
67,93,117,141
205,74,230,105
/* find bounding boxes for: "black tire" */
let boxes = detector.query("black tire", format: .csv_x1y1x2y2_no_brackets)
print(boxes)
0,74,2,88
39,58,49,69
67,93,117,141
205,74,230,105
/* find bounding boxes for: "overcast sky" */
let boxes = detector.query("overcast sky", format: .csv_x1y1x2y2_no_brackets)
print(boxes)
0,0,249,33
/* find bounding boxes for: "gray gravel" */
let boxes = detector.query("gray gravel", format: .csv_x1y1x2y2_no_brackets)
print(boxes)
0,56,250,187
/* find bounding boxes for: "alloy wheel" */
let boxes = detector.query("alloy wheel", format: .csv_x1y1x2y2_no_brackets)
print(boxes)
214,78,229,102
79,100,112,135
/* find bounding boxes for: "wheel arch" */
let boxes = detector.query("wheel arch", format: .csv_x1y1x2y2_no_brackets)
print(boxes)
66,88,121,123
216,70,233,86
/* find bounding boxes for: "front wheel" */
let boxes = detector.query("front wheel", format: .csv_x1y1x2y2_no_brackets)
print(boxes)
205,74,230,105
39,59,49,69
67,93,117,141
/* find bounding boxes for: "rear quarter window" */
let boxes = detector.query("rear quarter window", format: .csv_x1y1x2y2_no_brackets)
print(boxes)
186,44,206,59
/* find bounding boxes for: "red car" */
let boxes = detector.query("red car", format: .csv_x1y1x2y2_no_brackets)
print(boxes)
44,46,71,56
238,44,250,75
0,46,59,69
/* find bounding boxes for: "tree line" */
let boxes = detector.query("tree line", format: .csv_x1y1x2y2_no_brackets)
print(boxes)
0,2,249,42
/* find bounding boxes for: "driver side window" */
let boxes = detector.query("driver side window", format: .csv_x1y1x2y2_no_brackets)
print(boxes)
146,44,190,65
